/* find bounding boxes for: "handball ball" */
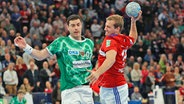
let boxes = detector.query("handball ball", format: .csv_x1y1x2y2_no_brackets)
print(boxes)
125,2,141,17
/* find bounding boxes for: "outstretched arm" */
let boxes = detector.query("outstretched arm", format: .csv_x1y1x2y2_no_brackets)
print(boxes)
129,11,142,44
14,36,50,61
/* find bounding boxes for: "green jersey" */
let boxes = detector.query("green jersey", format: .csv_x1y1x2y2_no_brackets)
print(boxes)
47,35,94,91
10,97,27,104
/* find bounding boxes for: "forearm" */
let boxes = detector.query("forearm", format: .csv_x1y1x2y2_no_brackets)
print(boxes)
129,21,138,43
23,44,50,61
96,57,115,76
96,50,117,76
30,49,50,61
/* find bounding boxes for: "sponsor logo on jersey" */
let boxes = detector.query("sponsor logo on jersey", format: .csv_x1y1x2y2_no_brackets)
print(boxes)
68,50,79,55
106,40,111,47
73,60,91,68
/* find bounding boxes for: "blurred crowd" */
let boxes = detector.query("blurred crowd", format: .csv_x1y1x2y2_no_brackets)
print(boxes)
0,0,184,103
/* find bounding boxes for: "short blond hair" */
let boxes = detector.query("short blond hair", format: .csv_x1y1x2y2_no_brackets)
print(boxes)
106,14,124,31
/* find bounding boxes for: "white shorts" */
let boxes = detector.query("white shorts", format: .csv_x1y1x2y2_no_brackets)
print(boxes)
61,85,94,104
100,84,128,104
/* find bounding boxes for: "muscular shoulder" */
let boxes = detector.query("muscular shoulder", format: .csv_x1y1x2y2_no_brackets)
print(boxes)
54,36,68,42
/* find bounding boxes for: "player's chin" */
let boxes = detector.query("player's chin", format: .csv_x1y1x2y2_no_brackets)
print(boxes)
105,32,110,36
74,32,80,36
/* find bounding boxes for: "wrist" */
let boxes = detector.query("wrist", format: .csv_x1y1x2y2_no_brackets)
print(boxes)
23,44,33,54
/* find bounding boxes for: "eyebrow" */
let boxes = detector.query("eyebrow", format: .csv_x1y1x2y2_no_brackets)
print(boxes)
70,22,81,26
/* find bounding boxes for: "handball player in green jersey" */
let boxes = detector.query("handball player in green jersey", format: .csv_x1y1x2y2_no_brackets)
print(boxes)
14,15,94,104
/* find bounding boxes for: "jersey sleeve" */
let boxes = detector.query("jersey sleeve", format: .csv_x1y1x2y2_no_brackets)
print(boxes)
125,36,135,48
46,37,63,55
103,38,118,52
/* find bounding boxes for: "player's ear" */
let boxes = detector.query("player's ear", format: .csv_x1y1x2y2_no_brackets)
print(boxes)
115,27,121,32
66,25,69,31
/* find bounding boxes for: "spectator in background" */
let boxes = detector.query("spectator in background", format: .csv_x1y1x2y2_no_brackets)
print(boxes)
141,62,149,85
15,57,27,87
0,8,11,23
40,61,52,89
45,29,55,45
52,81,61,104
3,62,18,95
44,17,53,34
167,53,175,67
144,49,156,65
175,37,184,58
131,62,142,88
179,77,184,104
26,59,38,70
44,81,53,94
31,34,42,48
29,21,40,40
174,55,184,74
162,65,176,104
52,15,64,32
159,54,167,73
174,66,182,88
131,86,142,101
127,56,135,68
1,30,9,44
19,78,33,93
9,30,16,43
50,63,60,86
90,18,103,38
154,64,164,86
9,0,20,13
20,3,31,29
23,60,40,91
144,71,155,98
0,77,7,98
162,65,175,88
30,13,40,27
21,26,29,38
4,19,16,34
11,7,21,33
134,40,147,58
0,40,6,57
1,53,13,70
24,33,32,47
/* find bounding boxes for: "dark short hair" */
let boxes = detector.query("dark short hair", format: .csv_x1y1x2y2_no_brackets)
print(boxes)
67,14,83,25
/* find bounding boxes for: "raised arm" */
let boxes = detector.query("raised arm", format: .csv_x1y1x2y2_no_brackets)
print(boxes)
14,36,50,61
129,11,142,44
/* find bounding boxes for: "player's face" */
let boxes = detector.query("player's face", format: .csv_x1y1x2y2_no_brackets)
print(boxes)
104,20,119,36
68,19,82,40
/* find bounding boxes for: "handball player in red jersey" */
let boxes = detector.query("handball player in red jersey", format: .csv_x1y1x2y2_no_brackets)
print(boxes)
87,11,142,104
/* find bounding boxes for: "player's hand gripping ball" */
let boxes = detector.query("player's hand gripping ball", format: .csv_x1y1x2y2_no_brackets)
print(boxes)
125,2,141,17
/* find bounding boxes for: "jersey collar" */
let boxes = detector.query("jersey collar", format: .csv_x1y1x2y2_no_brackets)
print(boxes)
68,35,86,42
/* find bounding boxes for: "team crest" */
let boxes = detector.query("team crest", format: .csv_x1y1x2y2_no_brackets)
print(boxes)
80,51,85,56
106,40,111,47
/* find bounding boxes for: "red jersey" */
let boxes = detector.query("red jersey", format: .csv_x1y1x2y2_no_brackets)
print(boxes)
179,86,184,95
97,34,134,87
